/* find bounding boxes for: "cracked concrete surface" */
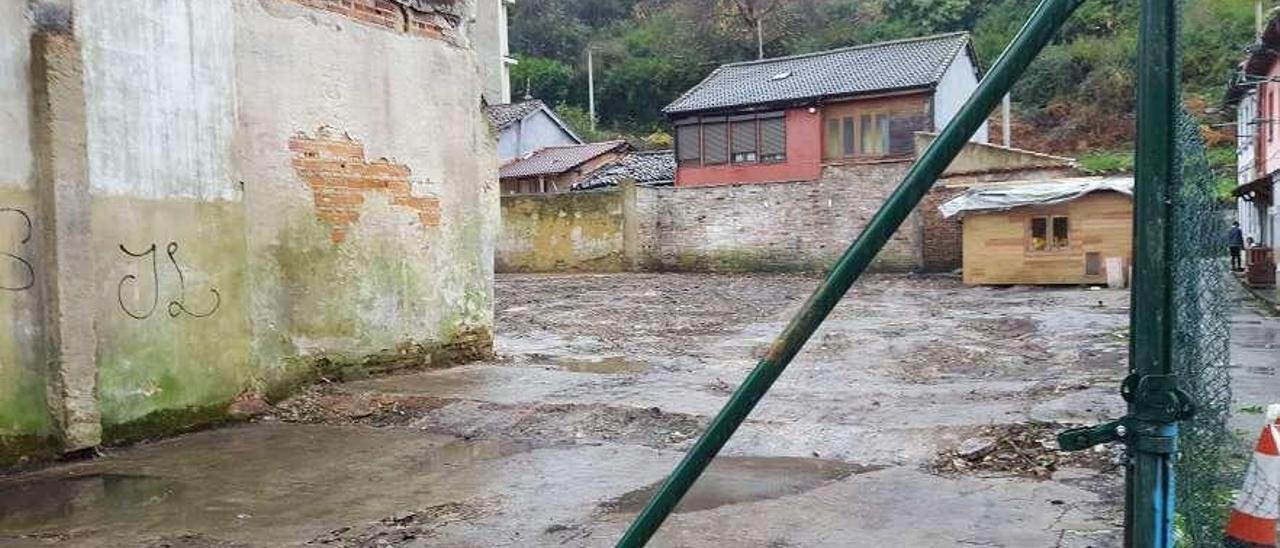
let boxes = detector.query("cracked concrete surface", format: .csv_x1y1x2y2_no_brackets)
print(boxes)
3,273,1272,547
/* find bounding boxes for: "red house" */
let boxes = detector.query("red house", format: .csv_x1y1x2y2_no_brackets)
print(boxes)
665,32,988,188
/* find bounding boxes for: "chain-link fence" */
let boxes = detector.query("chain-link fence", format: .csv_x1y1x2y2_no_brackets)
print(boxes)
1171,110,1239,547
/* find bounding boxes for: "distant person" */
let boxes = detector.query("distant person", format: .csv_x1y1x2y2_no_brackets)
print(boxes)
1228,222,1244,271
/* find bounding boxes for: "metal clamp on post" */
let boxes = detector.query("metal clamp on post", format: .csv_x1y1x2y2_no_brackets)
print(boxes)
1057,374,1195,454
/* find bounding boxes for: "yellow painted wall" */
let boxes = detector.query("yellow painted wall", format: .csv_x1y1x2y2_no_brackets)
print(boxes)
497,189,629,272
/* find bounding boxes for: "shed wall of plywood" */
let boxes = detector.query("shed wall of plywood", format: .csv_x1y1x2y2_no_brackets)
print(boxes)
961,192,1132,285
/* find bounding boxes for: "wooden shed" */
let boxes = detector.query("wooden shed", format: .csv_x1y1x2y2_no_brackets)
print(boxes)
939,177,1134,286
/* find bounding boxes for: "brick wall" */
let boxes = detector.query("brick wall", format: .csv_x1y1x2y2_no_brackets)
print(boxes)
499,162,922,273
290,126,441,243
641,162,916,271
286,0,464,41
497,163,1090,274
920,187,965,272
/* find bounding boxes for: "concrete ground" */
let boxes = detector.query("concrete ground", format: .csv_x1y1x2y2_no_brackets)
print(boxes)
1,273,1274,548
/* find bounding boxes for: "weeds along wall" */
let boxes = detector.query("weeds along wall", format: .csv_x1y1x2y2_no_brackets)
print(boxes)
0,0,498,465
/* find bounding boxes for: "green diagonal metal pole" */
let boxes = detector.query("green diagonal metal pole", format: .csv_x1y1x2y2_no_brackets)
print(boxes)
1129,0,1180,546
615,1,1087,545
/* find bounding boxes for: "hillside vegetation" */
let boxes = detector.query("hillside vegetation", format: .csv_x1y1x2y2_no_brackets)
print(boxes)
510,0,1255,156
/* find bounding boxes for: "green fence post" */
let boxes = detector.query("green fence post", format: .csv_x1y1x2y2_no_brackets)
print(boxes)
615,1,1086,545
1129,0,1181,546
1057,2,1195,544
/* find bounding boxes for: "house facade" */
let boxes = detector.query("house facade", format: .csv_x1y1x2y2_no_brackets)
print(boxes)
499,140,631,194
664,33,988,188
486,99,583,161
1227,14,1280,273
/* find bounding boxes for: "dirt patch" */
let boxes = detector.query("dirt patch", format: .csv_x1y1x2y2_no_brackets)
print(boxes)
552,355,648,374
416,401,706,449
963,317,1040,339
308,498,502,546
271,386,448,427
496,273,820,355
142,533,251,548
931,422,1121,479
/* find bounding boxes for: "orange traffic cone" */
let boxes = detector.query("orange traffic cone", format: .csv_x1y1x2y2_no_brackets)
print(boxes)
1224,404,1280,548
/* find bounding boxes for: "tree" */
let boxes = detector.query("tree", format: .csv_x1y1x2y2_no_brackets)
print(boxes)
508,0,1257,153
510,56,577,106
725,0,785,59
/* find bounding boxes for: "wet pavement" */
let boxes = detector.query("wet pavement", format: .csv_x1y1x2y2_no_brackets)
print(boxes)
2,273,1274,547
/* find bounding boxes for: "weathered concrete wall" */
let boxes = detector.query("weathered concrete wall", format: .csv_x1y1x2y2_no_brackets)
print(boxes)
237,0,497,393
498,189,628,272
71,0,250,442
0,0,497,465
0,0,33,188
0,0,52,460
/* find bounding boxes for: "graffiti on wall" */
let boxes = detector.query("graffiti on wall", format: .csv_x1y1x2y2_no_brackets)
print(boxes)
290,126,441,243
1,208,35,292
117,241,221,319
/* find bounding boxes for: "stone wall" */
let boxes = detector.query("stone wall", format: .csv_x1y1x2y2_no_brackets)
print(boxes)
0,0,497,466
498,162,920,274
497,137,1080,275
651,162,916,271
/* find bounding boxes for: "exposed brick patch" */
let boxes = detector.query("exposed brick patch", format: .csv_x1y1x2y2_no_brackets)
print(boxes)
285,0,463,41
291,126,441,243
921,187,966,272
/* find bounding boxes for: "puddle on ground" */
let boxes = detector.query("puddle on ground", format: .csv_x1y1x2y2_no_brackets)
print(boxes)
0,424,529,545
603,457,882,514
553,356,648,374
0,473,180,532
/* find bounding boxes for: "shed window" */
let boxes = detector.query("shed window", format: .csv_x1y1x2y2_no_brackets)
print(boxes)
1029,215,1069,251
677,112,787,167
1052,217,1069,248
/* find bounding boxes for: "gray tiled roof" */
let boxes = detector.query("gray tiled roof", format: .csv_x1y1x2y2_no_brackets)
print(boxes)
664,32,972,115
572,150,676,190
500,140,630,179
485,99,546,130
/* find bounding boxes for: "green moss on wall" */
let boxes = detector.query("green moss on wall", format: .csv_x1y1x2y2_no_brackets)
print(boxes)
92,198,253,432
498,191,628,273
251,210,493,401
0,191,51,448
102,403,232,445
0,434,58,469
